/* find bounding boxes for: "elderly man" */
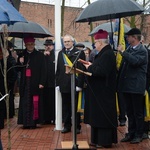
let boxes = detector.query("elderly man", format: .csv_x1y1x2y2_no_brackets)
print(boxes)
17,37,46,129
117,28,148,144
56,34,85,134
83,29,118,148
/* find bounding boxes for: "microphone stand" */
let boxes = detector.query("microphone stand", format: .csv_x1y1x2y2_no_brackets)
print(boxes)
68,50,82,150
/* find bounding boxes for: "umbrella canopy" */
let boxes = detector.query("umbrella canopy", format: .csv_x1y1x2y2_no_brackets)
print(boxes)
76,0,144,23
0,21,53,38
145,7,150,13
89,22,131,36
0,0,27,24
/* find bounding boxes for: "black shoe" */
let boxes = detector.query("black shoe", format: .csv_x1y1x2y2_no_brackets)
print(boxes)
61,128,71,133
22,126,30,129
96,145,103,148
103,145,112,148
42,121,51,125
130,137,142,144
120,133,133,142
89,143,96,147
119,121,126,126
142,133,149,140
76,129,81,134
30,126,36,129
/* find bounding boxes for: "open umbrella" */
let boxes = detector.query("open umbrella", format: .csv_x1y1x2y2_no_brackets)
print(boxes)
145,7,150,13
0,21,53,38
89,22,131,36
76,0,144,49
0,1,27,150
0,0,26,24
76,0,144,23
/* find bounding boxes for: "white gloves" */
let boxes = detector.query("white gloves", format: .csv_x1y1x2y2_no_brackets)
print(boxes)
56,86,60,91
76,86,82,92
56,86,82,92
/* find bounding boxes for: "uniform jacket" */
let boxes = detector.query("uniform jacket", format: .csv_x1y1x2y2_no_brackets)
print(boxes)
117,44,148,94
56,47,85,93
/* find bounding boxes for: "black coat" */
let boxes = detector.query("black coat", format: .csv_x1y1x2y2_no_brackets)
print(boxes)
117,44,148,94
0,55,17,128
56,47,85,93
87,45,117,128
44,50,55,88
17,49,47,125
17,49,47,96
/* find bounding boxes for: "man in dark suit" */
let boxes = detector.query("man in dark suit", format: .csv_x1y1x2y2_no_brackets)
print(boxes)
43,39,55,124
56,34,85,134
117,28,148,144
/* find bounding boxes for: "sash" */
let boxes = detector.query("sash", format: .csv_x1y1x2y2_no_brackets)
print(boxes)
33,95,39,120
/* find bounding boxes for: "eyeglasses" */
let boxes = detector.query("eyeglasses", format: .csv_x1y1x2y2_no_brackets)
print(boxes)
64,41,72,43
94,40,100,44
45,45,53,47
25,43,35,46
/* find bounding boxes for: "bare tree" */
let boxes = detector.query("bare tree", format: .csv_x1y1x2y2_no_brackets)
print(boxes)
125,0,150,42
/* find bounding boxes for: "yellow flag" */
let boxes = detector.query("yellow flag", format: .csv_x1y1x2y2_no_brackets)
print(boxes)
116,18,125,70
62,53,82,111
63,53,73,67
145,91,150,121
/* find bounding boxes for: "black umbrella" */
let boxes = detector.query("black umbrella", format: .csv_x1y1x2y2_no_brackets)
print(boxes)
89,22,131,36
76,0,144,23
0,21,53,38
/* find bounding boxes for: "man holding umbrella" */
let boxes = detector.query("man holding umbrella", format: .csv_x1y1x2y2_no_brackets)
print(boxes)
117,28,148,144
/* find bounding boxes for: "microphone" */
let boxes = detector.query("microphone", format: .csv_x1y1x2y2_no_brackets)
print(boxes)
74,47,87,54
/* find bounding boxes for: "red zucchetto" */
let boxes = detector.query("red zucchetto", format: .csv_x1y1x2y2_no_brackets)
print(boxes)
24,37,35,44
94,29,108,40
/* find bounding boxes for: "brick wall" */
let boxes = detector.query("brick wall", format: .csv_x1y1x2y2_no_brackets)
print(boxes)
19,2,150,44
19,2,107,43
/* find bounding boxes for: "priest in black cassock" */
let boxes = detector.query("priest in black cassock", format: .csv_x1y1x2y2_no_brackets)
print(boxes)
83,30,118,148
17,37,46,129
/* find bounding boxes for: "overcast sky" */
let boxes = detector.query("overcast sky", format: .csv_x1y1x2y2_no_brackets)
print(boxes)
21,0,97,8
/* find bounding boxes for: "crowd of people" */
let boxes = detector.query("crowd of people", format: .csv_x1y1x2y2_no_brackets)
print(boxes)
0,27,150,149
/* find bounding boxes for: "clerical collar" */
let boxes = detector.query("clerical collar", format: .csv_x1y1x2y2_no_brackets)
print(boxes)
27,50,33,53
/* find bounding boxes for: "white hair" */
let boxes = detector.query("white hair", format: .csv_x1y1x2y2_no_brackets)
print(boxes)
101,37,109,44
63,34,74,42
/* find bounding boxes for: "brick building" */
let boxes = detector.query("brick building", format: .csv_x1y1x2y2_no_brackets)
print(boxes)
19,1,150,44
19,1,107,43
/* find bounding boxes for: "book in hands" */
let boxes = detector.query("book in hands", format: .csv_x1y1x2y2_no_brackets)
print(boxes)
78,59,89,65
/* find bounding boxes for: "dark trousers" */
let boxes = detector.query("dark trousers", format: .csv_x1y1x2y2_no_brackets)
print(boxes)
0,101,5,129
61,92,81,130
123,93,144,137
117,92,126,122
0,140,2,150
0,130,3,150
43,87,55,122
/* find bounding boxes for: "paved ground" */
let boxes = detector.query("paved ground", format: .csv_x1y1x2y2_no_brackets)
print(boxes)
1,117,150,150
